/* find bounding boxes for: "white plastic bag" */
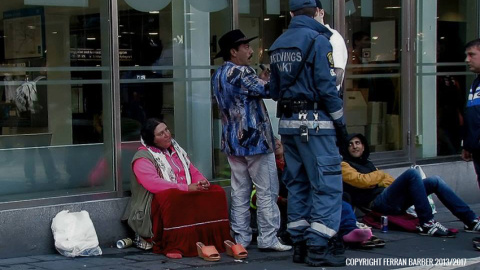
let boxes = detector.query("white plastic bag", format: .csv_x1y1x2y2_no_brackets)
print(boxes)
51,210,102,257
406,165,437,217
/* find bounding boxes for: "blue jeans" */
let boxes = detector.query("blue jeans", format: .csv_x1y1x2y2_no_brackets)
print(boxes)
339,201,358,237
372,168,477,225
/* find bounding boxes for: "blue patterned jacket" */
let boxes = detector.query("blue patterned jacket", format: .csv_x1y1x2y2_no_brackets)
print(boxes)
212,61,274,156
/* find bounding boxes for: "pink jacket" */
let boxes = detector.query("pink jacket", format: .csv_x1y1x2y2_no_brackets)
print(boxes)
133,146,206,193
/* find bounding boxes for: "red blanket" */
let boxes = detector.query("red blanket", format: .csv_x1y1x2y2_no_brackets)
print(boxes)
150,184,233,257
362,211,419,232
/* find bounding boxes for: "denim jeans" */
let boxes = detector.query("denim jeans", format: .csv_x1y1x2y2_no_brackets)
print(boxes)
228,153,280,248
339,201,358,237
372,168,477,225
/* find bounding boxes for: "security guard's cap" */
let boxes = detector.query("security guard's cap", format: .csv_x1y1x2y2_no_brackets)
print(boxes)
290,0,316,11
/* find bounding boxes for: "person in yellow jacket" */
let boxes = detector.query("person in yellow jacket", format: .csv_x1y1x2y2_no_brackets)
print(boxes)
342,133,480,238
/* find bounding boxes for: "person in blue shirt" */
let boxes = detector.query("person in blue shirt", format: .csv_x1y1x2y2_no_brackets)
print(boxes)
462,39,480,186
268,0,348,267
461,38,480,251
212,29,291,252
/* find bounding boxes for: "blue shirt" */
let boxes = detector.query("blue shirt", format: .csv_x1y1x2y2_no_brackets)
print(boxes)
464,75,480,151
212,61,274,156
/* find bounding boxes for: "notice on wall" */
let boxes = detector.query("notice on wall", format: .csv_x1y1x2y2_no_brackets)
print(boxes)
70,48,132,62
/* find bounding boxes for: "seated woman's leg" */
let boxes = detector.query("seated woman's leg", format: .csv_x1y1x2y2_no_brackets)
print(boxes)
423,176,477,225
372,168,433,224
151,185,232,257
338,201,358,237
340,201,372,243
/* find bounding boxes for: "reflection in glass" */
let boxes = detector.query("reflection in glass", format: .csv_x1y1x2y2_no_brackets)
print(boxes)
435,1,470,156
416,0,478,158
0,0,113,201
118,0,232,185
345,0,402,153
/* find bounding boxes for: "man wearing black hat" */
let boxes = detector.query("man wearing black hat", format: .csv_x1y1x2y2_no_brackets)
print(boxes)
212,29,291,252
268,0,347,267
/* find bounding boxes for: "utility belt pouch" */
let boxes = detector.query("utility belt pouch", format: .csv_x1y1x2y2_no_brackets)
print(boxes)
300,124,309,143
277,99,292,118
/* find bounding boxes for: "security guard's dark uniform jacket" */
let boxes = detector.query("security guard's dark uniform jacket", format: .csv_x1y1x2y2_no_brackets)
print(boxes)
268,15,345,247
269,15,345,135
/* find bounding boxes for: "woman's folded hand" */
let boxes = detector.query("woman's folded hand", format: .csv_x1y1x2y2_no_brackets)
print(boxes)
188,180,210,191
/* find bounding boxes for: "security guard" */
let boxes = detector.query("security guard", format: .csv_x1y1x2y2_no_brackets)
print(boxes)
269,0,347,267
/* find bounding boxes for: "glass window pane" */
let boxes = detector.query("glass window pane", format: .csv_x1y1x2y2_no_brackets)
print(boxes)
416,0,479,158
119,0,231,186
345,0,402,153
0,0,113,202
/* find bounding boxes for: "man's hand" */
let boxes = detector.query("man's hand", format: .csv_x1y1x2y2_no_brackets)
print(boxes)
335,124,349,153
462,149,473,161
259,69,270,81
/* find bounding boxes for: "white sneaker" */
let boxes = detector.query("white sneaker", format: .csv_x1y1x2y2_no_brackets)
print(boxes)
259,241,292,252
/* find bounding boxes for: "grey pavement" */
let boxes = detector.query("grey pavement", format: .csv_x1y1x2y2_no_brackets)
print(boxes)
2,204,480,270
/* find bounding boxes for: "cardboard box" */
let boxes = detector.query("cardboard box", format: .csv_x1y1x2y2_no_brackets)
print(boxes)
366,123,386,145
358,88,369,102
386,114,401,149
367,102,387,124
370,144,386,152
345,91,367,126
346,125,365,136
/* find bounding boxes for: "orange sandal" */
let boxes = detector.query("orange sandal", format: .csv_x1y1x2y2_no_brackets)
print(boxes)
224,240,248,259
196,242,220,262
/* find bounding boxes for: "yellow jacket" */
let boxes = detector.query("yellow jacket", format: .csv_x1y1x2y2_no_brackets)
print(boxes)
341,161,394,189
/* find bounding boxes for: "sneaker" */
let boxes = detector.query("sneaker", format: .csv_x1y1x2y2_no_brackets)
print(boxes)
417,220,456,238
305,245,346,267
465,218,480,233
258,241,292,252
277,231,293,246
356,221,371,229
473,237,480,250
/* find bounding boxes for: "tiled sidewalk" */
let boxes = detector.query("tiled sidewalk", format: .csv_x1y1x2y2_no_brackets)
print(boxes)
1,204,480,270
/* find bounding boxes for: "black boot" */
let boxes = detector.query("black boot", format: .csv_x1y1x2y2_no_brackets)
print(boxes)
329,235,345,256
305,244,346,267
292,241,307,263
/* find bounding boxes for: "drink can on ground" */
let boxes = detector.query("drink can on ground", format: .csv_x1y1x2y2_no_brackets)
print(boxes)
116,238,133,249
381,216,388,233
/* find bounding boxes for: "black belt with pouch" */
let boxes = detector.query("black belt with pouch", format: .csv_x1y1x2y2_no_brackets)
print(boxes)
276,99,323,118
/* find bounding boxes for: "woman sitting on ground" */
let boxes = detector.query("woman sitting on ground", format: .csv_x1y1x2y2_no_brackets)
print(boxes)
122,118,232,258
342,133,480,238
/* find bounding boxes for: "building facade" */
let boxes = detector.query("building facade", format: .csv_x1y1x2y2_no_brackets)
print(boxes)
0,0,478,257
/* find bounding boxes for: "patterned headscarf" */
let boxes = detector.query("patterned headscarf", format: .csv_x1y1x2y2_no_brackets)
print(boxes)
140,138,192,184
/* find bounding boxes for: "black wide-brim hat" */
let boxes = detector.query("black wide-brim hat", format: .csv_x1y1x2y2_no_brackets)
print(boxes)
214,29,258,59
